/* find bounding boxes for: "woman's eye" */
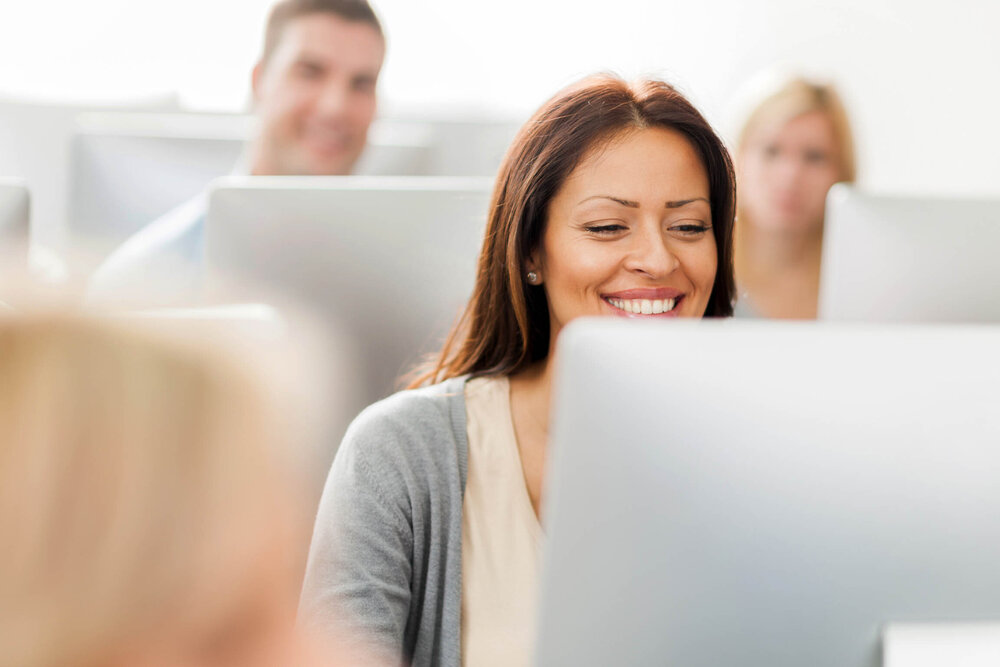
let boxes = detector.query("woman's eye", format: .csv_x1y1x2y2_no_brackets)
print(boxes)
671,223,711,236
585,224,626,234
804,149,829,164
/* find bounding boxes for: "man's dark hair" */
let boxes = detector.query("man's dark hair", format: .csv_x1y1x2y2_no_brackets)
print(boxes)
259,0,383,65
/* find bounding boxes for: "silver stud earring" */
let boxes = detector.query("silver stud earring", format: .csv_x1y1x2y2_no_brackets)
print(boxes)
527,271,539,285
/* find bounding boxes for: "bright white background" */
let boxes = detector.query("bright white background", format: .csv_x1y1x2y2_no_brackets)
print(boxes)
0,0,998,196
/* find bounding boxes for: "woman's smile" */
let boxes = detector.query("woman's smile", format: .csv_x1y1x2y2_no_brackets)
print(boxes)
601,287,685,317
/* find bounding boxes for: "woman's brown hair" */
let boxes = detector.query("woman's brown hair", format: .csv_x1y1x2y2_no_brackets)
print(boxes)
412,74,736,387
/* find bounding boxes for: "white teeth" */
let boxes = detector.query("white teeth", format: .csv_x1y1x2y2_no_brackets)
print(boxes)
607,297,678,314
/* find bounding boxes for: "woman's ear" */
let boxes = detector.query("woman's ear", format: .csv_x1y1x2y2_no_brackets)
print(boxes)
525,250,543,286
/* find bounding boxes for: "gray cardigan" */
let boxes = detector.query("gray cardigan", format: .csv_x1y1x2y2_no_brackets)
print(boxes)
300,377,470,667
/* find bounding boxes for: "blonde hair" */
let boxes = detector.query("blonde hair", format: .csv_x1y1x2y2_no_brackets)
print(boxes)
0,316,298,667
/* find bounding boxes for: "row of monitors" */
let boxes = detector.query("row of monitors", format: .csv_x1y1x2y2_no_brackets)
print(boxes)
201,177,1000,379
7,176,1000,406
203,179,1000,329
36,177,1000,420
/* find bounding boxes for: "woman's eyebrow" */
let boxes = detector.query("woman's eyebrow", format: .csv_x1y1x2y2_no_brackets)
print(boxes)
666,197,710,209
576,195,639,208
576,195,709,209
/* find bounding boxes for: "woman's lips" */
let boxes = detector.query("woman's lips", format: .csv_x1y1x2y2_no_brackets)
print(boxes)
602,287,684,300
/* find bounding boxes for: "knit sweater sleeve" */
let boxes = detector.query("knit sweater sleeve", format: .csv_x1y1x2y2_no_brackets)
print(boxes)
299,379,468,667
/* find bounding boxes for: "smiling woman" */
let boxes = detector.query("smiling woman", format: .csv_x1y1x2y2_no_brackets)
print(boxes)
535,126,718,326
420,76,735,383
299,74,736,667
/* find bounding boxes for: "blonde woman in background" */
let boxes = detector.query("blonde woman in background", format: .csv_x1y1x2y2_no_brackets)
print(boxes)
0,316,346,667
733,76,856,319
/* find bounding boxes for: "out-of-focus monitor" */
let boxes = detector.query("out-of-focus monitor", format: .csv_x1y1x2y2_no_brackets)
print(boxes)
819,184,1000,322
0,96,176,256
204,176,491,417
68,113,435,253
69,115,245,250
537,318,1000,667
0,179,30,264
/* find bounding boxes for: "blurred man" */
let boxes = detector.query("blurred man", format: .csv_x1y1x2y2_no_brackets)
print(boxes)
88,0,385,304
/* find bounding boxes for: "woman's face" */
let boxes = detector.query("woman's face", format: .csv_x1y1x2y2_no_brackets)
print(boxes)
531,126,717,342
738,109,841,234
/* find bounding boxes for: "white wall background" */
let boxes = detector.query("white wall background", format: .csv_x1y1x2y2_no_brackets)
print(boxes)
1,0,998,196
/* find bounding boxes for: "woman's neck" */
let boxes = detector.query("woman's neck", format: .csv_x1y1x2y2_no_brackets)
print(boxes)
508,357,554,519
741,223,824,277
738,222,825,319
509,358,554,434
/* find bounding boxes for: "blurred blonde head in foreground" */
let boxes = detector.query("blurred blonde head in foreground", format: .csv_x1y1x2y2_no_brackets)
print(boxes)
0,315,337,667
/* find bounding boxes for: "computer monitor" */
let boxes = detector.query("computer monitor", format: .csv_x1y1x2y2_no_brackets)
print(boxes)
537,318,1000,667
0,96,175,257
204,175,492,418
68,112,435,254
69,116,245,250
819,184,1000,322
0,179,30,264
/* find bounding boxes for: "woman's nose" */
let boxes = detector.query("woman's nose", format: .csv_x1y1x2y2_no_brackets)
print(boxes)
623,224,679,279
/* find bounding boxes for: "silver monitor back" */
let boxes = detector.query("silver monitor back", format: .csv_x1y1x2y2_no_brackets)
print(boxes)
204,175,491,414
538,318,1000,667
819,184,1000,322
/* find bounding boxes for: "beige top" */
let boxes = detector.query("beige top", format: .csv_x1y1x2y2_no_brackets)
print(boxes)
461,376,544,667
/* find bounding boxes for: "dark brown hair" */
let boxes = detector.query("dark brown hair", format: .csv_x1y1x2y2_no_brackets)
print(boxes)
259,0,383,66
412,74,736,387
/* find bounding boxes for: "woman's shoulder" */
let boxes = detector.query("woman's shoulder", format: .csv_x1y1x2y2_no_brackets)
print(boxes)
335,376,471,486
348,377,467,440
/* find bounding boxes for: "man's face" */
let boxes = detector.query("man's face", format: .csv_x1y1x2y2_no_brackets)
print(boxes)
251,13,384,176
